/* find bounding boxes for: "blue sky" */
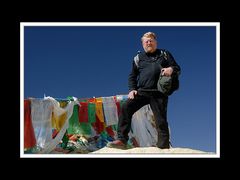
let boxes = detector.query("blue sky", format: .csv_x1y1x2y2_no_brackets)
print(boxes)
23,23,218,153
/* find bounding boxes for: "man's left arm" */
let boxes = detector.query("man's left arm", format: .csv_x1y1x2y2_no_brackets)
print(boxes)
166,51,181,75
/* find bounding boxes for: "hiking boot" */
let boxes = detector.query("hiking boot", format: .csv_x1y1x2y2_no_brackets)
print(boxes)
106,139,127,149
158,146,170,149
158,143,170,149
157,140,170,149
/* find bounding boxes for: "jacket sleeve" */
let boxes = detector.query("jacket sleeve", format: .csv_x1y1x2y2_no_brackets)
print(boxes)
166,50,181,75
128,60,139,91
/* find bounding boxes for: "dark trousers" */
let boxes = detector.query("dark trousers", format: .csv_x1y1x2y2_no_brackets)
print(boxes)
117,91,170,148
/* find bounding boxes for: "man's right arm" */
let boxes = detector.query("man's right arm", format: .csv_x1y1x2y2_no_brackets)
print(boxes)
128,60,139,92
128,90,138,99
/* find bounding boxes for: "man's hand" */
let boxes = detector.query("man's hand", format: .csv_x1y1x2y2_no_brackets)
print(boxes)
128,90,138,99
161,67,173,76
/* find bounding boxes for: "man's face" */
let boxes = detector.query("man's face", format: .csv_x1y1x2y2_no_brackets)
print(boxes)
142,37,157,53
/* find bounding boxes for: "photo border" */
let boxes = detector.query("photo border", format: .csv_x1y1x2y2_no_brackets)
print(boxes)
20,22,220,158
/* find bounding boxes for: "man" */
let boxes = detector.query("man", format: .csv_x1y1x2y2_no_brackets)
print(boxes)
107,32,181,149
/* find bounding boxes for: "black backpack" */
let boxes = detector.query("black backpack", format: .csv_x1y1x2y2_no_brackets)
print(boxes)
134,50,180,96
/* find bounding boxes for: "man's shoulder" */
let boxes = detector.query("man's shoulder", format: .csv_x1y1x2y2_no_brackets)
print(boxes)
134,51,146,59
133,51,143,62
134,51,144,57
158,48,169,54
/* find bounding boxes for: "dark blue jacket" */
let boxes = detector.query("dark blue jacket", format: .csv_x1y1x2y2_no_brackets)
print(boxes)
128,49,181,91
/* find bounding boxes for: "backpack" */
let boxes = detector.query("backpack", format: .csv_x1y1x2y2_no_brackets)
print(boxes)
134,50,180,96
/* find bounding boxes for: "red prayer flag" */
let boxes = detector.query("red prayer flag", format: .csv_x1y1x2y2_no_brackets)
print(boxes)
24,99,36,148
